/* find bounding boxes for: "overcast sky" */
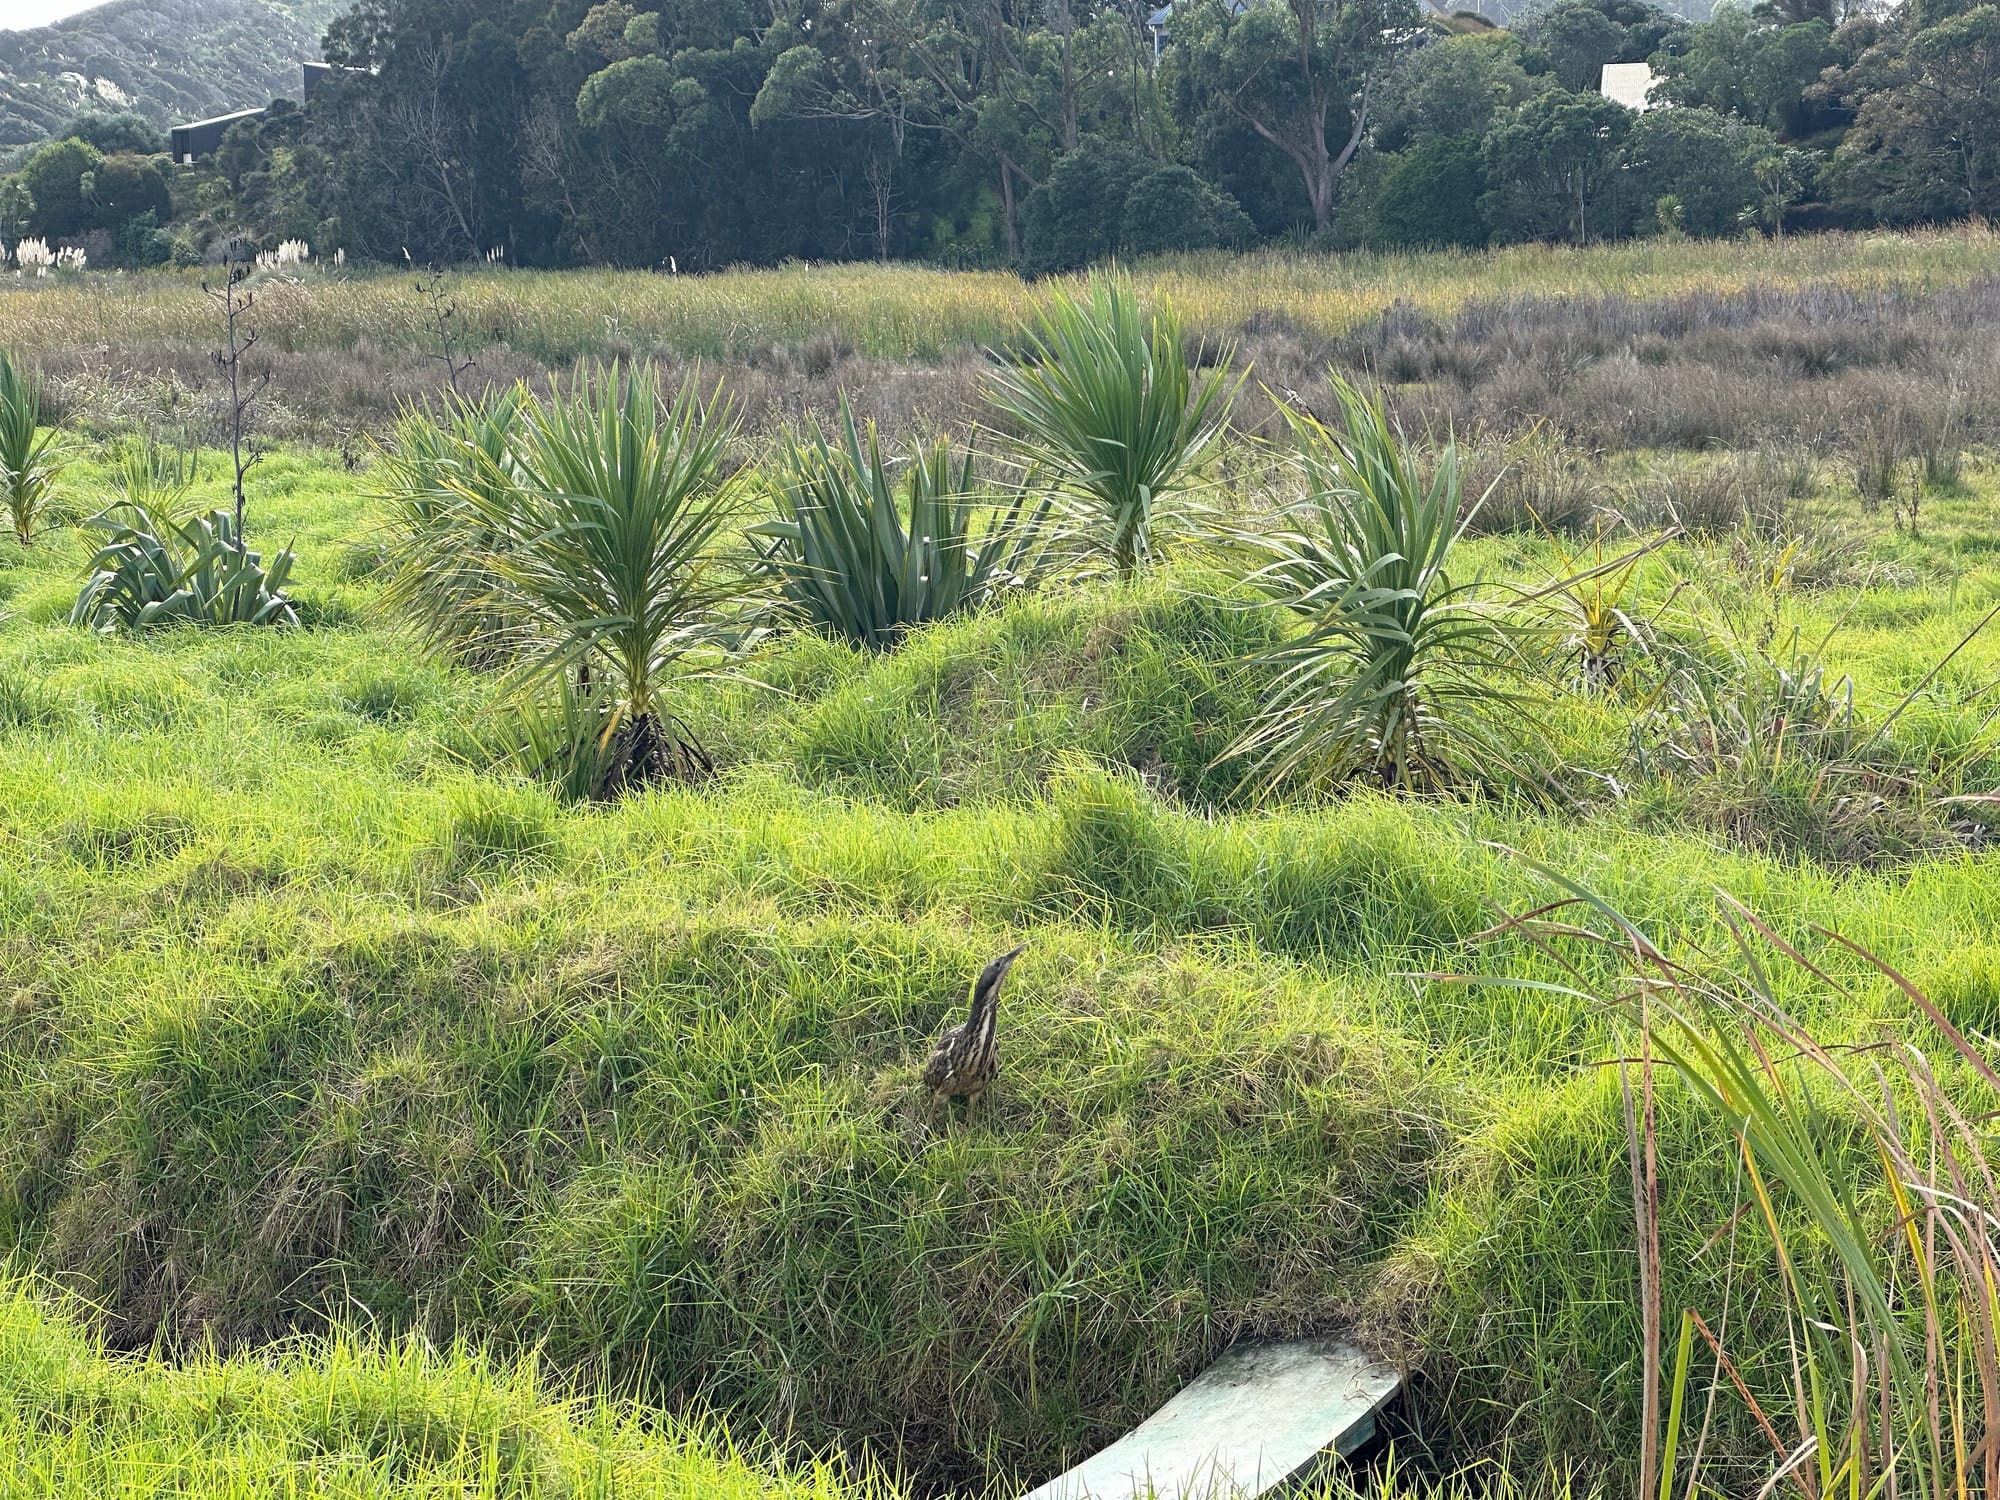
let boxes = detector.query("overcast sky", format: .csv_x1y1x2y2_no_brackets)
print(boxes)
0,0,105,30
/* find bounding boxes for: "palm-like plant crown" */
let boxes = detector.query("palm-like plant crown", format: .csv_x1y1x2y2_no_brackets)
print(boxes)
984,274,1236,577
385,364,741,791
754,397,1044,650
0,352,66,547
1227,377,1533,797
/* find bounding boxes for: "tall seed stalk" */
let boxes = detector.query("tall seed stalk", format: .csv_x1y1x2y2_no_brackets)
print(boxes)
204,248,271,546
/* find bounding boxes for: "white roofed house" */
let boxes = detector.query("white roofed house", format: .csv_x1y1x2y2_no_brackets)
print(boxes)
1600,62,1659,112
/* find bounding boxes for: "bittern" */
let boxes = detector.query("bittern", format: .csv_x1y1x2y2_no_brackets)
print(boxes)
923,944,1026,1116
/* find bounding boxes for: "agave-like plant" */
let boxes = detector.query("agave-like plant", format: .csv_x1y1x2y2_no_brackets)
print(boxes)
0,350,67,547
376,386,530,667
984,273,1237,577
1224,377,1536,798
751,398,1047,650
389,363,741,792
71,504,297,633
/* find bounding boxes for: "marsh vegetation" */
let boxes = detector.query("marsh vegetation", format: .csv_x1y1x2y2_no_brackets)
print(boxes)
1,238,1999,1498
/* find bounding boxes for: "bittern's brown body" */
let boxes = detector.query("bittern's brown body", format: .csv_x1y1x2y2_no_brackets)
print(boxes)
923,945,1026,1113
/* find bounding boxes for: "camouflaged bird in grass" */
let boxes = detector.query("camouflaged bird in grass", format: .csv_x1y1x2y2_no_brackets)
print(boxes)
923,945,1025,1116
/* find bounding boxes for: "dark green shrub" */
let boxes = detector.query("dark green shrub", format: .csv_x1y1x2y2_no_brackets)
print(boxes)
1119,166,1255,258
1020,140,1149,275
1024,150,1254,272
115,210,174,269
54,109,166,156
1627,105,1775,238
1372,135,1489,249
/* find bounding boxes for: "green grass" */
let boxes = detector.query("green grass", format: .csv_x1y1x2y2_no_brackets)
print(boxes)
0,1267,1607,1499
0,1271,907,1499
0,426,1998,1492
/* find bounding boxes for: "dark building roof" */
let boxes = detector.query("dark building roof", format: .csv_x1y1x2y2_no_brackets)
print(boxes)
1151,0,1252,23
169,107,265,162
301,61,362,104
171,62,360,162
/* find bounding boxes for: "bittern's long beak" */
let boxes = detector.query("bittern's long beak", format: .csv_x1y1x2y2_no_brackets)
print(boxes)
976,943,1028,997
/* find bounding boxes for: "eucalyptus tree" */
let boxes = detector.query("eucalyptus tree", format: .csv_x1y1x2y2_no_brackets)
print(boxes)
1175,0,1421,233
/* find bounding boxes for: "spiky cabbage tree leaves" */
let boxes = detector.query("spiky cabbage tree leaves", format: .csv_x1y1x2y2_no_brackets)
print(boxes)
985,274,1237,578
1225,377,1540,798
0,351,66,547
381,364,742,794
377,387,531,668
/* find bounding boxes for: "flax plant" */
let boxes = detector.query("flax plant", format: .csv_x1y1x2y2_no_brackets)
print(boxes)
753,397,1047,650
1496,865,2000,1500
71,505,296,632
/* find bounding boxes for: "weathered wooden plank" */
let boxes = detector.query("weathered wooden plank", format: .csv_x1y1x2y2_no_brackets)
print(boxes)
1022,1339,1401,1500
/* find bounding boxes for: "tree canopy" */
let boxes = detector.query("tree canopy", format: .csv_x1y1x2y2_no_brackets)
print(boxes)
2,0,1995,269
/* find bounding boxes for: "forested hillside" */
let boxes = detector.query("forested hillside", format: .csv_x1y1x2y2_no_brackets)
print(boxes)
0,0,1994,271
0,0,345,151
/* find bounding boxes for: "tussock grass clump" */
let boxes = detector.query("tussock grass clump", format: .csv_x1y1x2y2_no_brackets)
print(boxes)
773,575,1280,809
1624,604,2000,867
1036,763,1491,960
57,799,201,867
0,674,67,731
1452,425,1607,536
